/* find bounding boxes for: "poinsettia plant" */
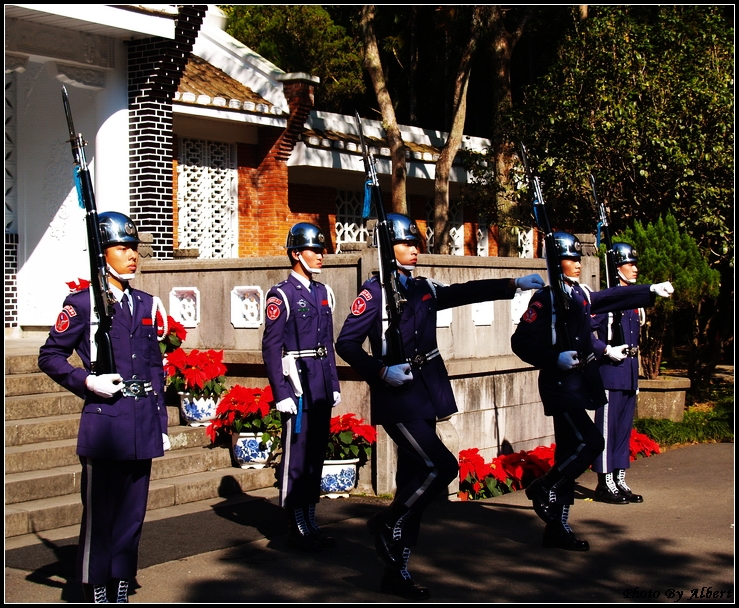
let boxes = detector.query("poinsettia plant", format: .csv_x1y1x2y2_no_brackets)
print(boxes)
206,384,280,450
158,315,187,356
325,413,377,462
629,428,661,460
164,347,228,401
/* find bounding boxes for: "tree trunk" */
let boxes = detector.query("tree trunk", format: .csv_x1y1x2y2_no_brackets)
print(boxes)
360,5,408,215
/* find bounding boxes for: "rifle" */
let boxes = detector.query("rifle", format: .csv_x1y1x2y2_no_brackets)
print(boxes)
354,112,406,365
62,86,117,375
591,174,625,345
519,143,572,351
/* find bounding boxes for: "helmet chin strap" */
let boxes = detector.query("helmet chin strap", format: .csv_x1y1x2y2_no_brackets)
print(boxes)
297,252,321,275
618,269,636,284
108,265,136,282
398,263,416,272
564,274,580,285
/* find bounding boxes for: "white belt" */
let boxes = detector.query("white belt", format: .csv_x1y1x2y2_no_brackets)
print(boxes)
286,346,328,359
408,348,441,367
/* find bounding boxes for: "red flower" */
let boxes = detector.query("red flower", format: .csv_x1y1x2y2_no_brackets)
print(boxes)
326,413,377,460
206,384,278,443
629,429,661,460
164,347,227,399
66,278,90,292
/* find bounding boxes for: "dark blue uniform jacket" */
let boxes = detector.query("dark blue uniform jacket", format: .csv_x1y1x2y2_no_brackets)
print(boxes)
38,288,168,460
336,275,515,425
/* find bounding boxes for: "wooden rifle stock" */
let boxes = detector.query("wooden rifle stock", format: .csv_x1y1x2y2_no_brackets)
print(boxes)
590,174,625,345
355,112,406,365
519,143,572,351
62,86,117,375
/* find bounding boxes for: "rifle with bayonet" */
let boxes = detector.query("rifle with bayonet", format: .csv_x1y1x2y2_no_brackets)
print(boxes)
62,85,117,375
354,111,406,365
519,143,573,352
591,174,625,345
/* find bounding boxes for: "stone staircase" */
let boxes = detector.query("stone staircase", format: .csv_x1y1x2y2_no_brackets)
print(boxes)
4,344,277,539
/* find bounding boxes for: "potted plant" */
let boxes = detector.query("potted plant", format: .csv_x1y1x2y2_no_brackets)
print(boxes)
321,413,377,498
158,314,187,357
164,347,228,426
205,384,281,469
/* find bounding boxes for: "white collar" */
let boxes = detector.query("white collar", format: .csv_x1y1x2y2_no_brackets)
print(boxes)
290,270,312,290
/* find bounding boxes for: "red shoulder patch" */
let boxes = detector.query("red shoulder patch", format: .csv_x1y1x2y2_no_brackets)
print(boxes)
522,308,538,323
266,296,282,306
359,289,373,301
351,297,367,316
266,302,281,321
63,305,77,317
54,311,71,333
530,300,543,309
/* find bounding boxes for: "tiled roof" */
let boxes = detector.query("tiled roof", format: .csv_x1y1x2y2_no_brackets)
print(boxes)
300,128,442,161
174,55,282,115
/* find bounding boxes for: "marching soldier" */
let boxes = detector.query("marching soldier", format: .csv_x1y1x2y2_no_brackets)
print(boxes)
511,232,673,551
262,223,341,552
336,213,545,600
591,242,647,504
38,212,170,603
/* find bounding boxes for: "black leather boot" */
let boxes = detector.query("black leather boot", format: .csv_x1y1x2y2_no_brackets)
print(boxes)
525,467,565,524
595,472,629,504
542,504,589,552
615,468,644,503
380,548,431,600
304,503,336,547
367,508,408,566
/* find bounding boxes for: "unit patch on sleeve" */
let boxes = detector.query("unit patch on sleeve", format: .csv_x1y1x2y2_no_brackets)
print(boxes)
54,310,72,333
521,308,538,323
266,302,282,321
350,297,367,316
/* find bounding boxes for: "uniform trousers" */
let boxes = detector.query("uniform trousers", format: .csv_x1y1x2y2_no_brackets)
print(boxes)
382,418,459,547
592,389,637,473
278,402,332,509
77,456,152,585
550,410,605,505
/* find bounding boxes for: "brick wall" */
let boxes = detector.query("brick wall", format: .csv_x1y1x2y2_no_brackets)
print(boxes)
5,233,18,328
127,5,206,259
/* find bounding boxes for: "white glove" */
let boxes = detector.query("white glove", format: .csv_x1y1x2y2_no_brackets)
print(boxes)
650,282,674,298
162,433,171,451
333,391,341,407
276,397,298,415
556,351,580,371
85,373,123,398
605,344,629,363
381,363,413,387
515,274,546,291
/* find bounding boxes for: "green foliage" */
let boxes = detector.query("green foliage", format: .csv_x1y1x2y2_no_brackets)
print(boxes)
508,6,733,271
220,5,365,113
634,405,734,447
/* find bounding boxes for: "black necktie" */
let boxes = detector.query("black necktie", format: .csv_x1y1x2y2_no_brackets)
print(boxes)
121,293,133,326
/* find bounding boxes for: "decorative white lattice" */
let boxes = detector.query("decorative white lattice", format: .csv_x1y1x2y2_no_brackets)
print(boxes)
426,199,463,255
230,286,263,328
170,287,201,328
518,227,535,258
335,189,373,252
177,138,237,258
477,214,488,257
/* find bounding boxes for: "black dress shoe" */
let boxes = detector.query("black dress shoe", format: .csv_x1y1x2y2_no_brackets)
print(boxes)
616,486,644,503
310,529,337,548
381,568,431,600
367,512,402,566
525,479,556,524
542,527,590,552
286,529,322,552
595,484,629,504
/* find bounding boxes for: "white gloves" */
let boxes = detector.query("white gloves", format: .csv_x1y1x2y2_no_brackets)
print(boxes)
650,282,674,298
162,433,171,451
333,391,341,407
276,397,298,415
557,351,580,370
605,344,629,363
85,373,123,398
515,274,546,291
381,363,414,387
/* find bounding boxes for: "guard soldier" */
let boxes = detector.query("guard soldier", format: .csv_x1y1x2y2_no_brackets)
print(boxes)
262,222,341,552
511,232,673,551
336,213,545,599
38,212,170,603
591,242,647,503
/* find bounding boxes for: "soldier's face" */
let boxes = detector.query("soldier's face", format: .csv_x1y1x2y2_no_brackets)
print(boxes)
561,257,581,280
394,242,419,268
619,262,638,284
105,244,139,277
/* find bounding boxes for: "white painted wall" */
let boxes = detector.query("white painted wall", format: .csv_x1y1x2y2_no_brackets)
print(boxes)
15,43,130,327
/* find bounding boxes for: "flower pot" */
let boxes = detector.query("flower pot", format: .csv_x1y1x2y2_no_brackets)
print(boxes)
320,458,360,499
231,432,273,469
179,392,218,427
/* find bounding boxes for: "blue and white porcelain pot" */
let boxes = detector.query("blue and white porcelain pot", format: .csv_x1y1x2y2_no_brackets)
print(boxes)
231,432,273,469
320,458,360,498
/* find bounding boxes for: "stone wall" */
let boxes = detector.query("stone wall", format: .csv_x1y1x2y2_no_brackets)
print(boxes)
136,248,601,496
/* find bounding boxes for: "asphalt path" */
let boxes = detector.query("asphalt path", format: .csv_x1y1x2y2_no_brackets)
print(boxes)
5,442,734,603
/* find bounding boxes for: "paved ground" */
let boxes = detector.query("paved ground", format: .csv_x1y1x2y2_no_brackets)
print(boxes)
5,442,734,604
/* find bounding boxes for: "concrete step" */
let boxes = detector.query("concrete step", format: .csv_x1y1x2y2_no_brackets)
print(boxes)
5,372,69,398
4,350,82,376
5,445,237,505
4,391,83,421
5,420,207,475
5,463,277,538
5,413,81,447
